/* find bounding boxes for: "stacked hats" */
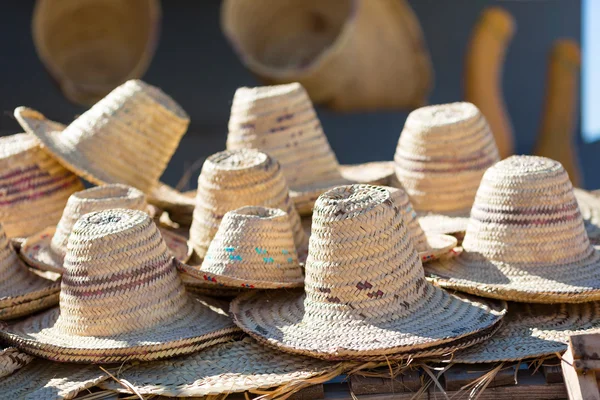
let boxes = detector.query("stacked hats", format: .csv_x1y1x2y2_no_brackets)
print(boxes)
0,133,84,240
188,149,308,261
394,102,500,234
232,185,506,361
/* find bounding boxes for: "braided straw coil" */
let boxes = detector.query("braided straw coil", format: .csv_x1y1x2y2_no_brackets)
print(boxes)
181,206,304,289
32,0,161,106
20,184,189,273
394,102,500,235
189,149,308,261
425,155,600,303
14,79,189,194
0,347,33,379
221,0,432,111
0,209,239,363
226,83,351,215
231,185,506,360
0,133,84,239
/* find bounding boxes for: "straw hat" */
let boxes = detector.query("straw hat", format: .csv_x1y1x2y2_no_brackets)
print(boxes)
393,102,500,235
20,184,189,273
425,155,600,303
231,185,506,360
221,0,432,111
181,206,304,289
226,83,352,215
14,79,189,194
0,347,33,379
32,0,161,105
0,133,84,240
340,161,395,186
0,209,239,363
451,302,600,363
189,149,308,261
574,187,600,242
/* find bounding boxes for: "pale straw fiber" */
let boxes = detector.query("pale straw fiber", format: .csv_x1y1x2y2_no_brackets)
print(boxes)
0,347,33,379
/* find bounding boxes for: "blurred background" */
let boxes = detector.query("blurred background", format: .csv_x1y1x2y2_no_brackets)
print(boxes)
1,0,595,188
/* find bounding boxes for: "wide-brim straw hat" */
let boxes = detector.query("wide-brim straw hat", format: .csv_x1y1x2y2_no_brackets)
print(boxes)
32,0,161,105
425,156,600,303
14,79,189,194
0,209,239,363
574,187,600,241
393,102,500,235
221,0,432,111
20,184,190,273
181,206,305,289
231,185,506,360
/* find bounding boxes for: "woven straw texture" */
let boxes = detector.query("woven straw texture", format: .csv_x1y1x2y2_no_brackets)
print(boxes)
189,149,308,260
98,337,340,397
394,102,500,234
32,0,161,105
226,83,350,215
0,133,84,239
181,273,246,298
452,302,600,363
182,206,304,289
20,184,189,273
14,79,189,193
425,155,600,303
0,347,33,379
0,209,239,363
231,185,506,360
222,0,432,111
574,187,600,242
148,183,196,225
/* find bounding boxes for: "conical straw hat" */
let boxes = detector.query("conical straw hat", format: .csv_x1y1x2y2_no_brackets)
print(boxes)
425,155,600,303
221,0,432,111
20,184,189,273
189,149,308,261
0,133,84,240
450,302,600,363
0,223,59,320
394,102,500,235
14,79,189,194
226,83,351,215
32,0,161,105
181,206,304,289
0,347,33,379
0,209,239,363
231,185,506,360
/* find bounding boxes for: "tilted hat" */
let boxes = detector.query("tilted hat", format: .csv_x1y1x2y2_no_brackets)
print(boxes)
20,184,189,273
425,155,600,303
231,185,506,360
393,102,500,234
14,79,189,194
0,209,239,363
181,206,304,289
189,149,308,261
0,133,84,240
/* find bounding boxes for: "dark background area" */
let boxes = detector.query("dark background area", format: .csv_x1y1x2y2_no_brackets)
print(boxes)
1,0,595,188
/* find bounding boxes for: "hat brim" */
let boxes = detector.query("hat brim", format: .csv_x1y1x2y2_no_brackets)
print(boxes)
339,161,395,186
419,233,458,263
230,288,506,360
417,211,471,235
290,178,355,216
574,188,600,242
148,183,196,225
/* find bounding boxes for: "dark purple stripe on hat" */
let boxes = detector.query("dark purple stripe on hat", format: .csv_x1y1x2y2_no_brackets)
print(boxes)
0,176,79,206
396,156,497,173
472,201,579,217
0,171,54,191
473,211,581,226
0,165,39,181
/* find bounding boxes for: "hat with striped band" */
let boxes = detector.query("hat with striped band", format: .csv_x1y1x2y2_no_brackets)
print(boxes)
425,155,600,303
231,184,506,360
393,102,500,235
0,133,84,241
0,209,239,363
20,184,190,274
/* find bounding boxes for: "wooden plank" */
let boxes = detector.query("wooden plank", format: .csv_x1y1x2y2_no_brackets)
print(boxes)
444,364,515,391
570,334,600,361
542,365,564,384
349,369,421,395
574,359,600,371
562,347,600,400
288,384,325,400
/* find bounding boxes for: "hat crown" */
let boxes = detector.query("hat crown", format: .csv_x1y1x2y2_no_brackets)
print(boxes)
385,186,429,253
0,224,22,277
304,185,428,323
463,155,594,266
57,209,191,336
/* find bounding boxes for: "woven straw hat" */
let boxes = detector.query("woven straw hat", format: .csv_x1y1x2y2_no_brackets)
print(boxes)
425,155,600,303
451,302,600,363
231,185,506,360
226,83,351,215
0,209,239,363
0,133,84,240
340,161,395,186
181,206,304,289
574,188,600,242
189,149,308,261
0,347,33,380
32,0,161,105
14,79,189,194
20,184,189,273
394,102,500,235
221,0,432,111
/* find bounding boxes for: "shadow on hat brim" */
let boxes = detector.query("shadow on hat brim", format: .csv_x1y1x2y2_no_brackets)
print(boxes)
574,188,600,242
